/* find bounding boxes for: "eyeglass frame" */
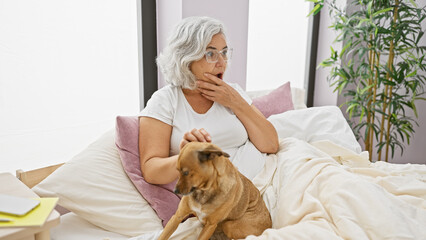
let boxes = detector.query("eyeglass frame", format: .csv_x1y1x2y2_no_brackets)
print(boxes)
204,48,233,63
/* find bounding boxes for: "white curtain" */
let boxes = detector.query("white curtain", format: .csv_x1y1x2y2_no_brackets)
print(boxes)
0,0,140,173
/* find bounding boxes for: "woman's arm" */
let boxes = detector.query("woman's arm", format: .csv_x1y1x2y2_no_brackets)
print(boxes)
139,117,179,184
232,103,279,154
197,73,279,154
139,117,213,184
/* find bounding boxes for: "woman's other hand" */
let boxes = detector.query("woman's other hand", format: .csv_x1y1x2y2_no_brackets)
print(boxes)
179,128,212,150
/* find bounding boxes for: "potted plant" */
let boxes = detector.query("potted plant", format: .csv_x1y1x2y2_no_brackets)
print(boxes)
309,0,426,161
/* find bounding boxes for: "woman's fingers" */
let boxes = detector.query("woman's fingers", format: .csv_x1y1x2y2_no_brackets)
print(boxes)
183,130,198,142
203,73,222,85
179,139,189,150
196,77,240,109
199,128,211,142
197,80,220,92
190,128,206,142
196,79,225,98
189,128,211,142
196,73,224,91
180,128,212,150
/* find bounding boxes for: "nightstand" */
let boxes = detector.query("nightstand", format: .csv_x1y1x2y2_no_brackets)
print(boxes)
0,173,60,240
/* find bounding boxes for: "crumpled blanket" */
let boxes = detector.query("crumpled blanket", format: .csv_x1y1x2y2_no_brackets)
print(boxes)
130,137,426,240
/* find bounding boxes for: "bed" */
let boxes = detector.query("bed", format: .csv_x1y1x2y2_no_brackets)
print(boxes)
16,84,426,240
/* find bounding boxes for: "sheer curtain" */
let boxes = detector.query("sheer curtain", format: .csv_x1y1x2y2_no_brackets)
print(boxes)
246,0,310,91
0,0,140,173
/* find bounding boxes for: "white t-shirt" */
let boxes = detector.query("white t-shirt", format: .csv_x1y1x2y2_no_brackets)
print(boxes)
140,83,265,179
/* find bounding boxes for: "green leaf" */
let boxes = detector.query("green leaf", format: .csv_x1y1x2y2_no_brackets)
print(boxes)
330,46,336,55
409,0,418,8
372,8,394,18
360,107,365,123
346,103,359,119
367,1,373,18
318,59,335,68
413,102,419,118
360,84,374,95
356,18,371,28
307,4,323,17
340,41,352,58
406,70,417,78
416,31,424,44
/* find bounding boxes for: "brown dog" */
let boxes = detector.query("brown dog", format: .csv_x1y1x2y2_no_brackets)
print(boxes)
158,142,272,240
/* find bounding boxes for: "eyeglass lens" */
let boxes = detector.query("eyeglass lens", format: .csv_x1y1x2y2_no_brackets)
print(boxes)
205,49,232,63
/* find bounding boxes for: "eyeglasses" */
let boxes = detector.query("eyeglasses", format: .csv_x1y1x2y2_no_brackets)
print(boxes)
204,48,233,63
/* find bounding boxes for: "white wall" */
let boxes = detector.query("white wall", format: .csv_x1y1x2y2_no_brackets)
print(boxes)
156,0,182,89
392,100,426,164
313,1,344,106
156,0,249,89
389,0,426,164
0,0,140,173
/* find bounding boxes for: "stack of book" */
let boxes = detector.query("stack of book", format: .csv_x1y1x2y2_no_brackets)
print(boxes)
0,194,58,227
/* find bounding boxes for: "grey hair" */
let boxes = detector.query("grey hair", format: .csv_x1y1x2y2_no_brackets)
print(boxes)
156,16,226,89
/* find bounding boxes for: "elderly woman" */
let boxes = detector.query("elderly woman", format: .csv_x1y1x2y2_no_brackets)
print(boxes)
139,16,278,185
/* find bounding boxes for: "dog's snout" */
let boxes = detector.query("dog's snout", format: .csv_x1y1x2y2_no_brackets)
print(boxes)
174,186,196,195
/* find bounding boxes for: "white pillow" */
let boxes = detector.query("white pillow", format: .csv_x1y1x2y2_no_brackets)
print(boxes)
32,130,163,237
268,106,362,153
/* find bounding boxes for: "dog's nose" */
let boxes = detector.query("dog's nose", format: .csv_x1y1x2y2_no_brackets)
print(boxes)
174,188,180,194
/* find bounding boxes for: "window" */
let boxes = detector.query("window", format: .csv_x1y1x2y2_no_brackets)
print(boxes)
0,0,140,173
246,1,311,91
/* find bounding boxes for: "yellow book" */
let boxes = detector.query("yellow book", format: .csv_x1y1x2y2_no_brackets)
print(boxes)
0,197,58,227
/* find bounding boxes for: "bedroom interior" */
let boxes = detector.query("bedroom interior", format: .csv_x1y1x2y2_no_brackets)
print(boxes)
1,0,426,240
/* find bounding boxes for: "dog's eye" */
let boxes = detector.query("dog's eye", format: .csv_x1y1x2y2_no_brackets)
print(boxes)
183,171,189,176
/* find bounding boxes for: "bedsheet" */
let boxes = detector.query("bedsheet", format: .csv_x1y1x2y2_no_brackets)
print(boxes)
51,212,128,240
130,137,426,240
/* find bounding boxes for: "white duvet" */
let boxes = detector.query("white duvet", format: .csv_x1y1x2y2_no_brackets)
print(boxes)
250,138,426,239
129,107,426,240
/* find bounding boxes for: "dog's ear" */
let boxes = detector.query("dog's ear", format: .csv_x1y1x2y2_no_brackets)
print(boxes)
197,146,230,162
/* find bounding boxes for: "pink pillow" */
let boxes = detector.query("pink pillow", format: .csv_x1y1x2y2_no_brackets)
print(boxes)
252,82,294,118
115,116,180,227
